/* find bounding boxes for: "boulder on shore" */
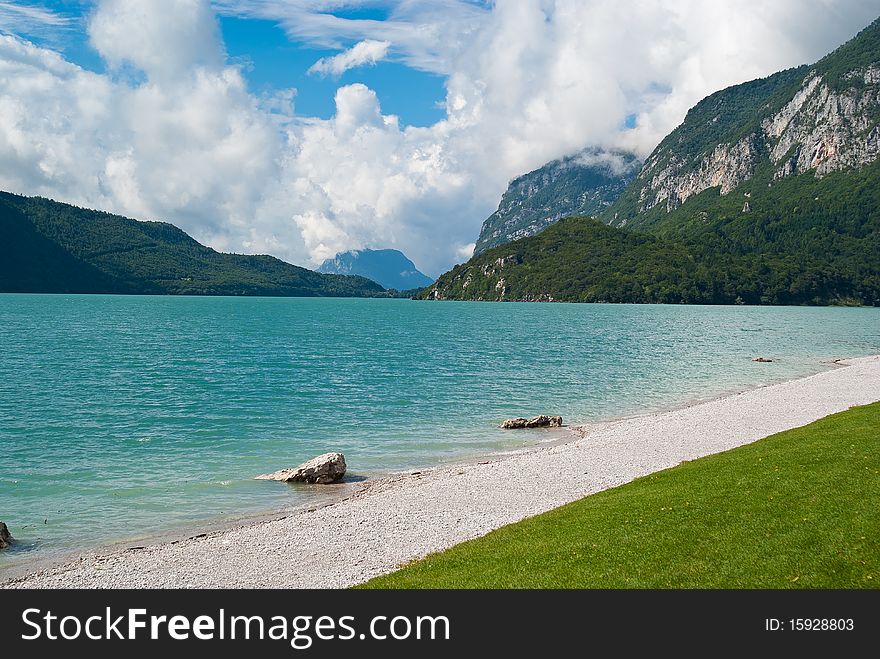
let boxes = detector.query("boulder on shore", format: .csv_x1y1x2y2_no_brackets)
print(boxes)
499,415,563,429
0,522,13,549
753,357,774,363
256,452,347,484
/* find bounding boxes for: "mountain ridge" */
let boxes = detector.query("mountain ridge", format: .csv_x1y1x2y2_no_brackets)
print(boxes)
0,191,387,297
606,17,880,231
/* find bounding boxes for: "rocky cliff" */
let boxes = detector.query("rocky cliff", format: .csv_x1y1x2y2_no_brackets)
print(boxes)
610,17,880,230
473,147,640,255
765,68,880,179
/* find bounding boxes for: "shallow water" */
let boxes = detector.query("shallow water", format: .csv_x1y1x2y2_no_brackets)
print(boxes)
1,295,878,568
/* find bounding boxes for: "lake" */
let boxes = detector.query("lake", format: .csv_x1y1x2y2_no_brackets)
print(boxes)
1,295,878,569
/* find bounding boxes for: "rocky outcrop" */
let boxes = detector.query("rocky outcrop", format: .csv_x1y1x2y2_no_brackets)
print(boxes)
763,74,824,142
765,72,880,179
499,415,563,429
480,255,522,277
640,135,761,212
0,522,13,549
638,68,880,213
256,453,347,484
474,147,641,255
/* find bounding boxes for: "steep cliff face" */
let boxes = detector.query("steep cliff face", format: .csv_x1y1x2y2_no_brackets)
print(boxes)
766,68,880,178
636,135,761,216
473,147,640,255
633,68,879,218
610,17,880,230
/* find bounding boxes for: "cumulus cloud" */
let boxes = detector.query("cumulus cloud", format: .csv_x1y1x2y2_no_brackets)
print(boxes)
1,0,879,277
90,0,223,81
0,1,279,257
308,39,391,77
571,149,638,176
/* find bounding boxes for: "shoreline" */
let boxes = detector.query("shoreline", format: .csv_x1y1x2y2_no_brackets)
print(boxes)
0,358,835,580
4,355,879,589
0,428,577,583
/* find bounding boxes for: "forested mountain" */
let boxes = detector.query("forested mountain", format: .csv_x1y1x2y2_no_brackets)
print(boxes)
425,17,880,306
473,147,640,255
0,192,386,297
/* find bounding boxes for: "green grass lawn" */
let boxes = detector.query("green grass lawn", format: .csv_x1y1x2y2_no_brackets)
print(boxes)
362,402,880,589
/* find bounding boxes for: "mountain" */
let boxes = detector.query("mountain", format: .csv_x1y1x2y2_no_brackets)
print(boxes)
318,249,433,290
424,16,880,306
473,147,641,255
606,21,880,232
0,191,386,297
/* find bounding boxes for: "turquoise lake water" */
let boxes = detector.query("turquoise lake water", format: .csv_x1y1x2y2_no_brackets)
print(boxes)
1,295,879,569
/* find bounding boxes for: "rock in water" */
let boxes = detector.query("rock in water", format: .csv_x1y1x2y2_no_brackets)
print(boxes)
753,357,774,363
0,522,13,549
499,415,563,429
256,453,347,484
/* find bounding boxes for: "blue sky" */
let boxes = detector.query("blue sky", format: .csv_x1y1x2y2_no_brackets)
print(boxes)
220,15,446,125
13,0,448,126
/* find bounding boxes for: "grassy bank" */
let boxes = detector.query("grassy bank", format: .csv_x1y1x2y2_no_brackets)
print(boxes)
362,402,880,589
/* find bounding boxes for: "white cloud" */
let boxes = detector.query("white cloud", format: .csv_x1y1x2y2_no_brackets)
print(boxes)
1,0,879,277
456,242,475,261
90,0,223,81
271,82,476,270
308,39,391,77
0,1,280,257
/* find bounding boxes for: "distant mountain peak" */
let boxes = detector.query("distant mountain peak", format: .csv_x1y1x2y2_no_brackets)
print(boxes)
318,248,434,291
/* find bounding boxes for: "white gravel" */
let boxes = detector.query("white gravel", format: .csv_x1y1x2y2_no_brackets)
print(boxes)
6,355,880,589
